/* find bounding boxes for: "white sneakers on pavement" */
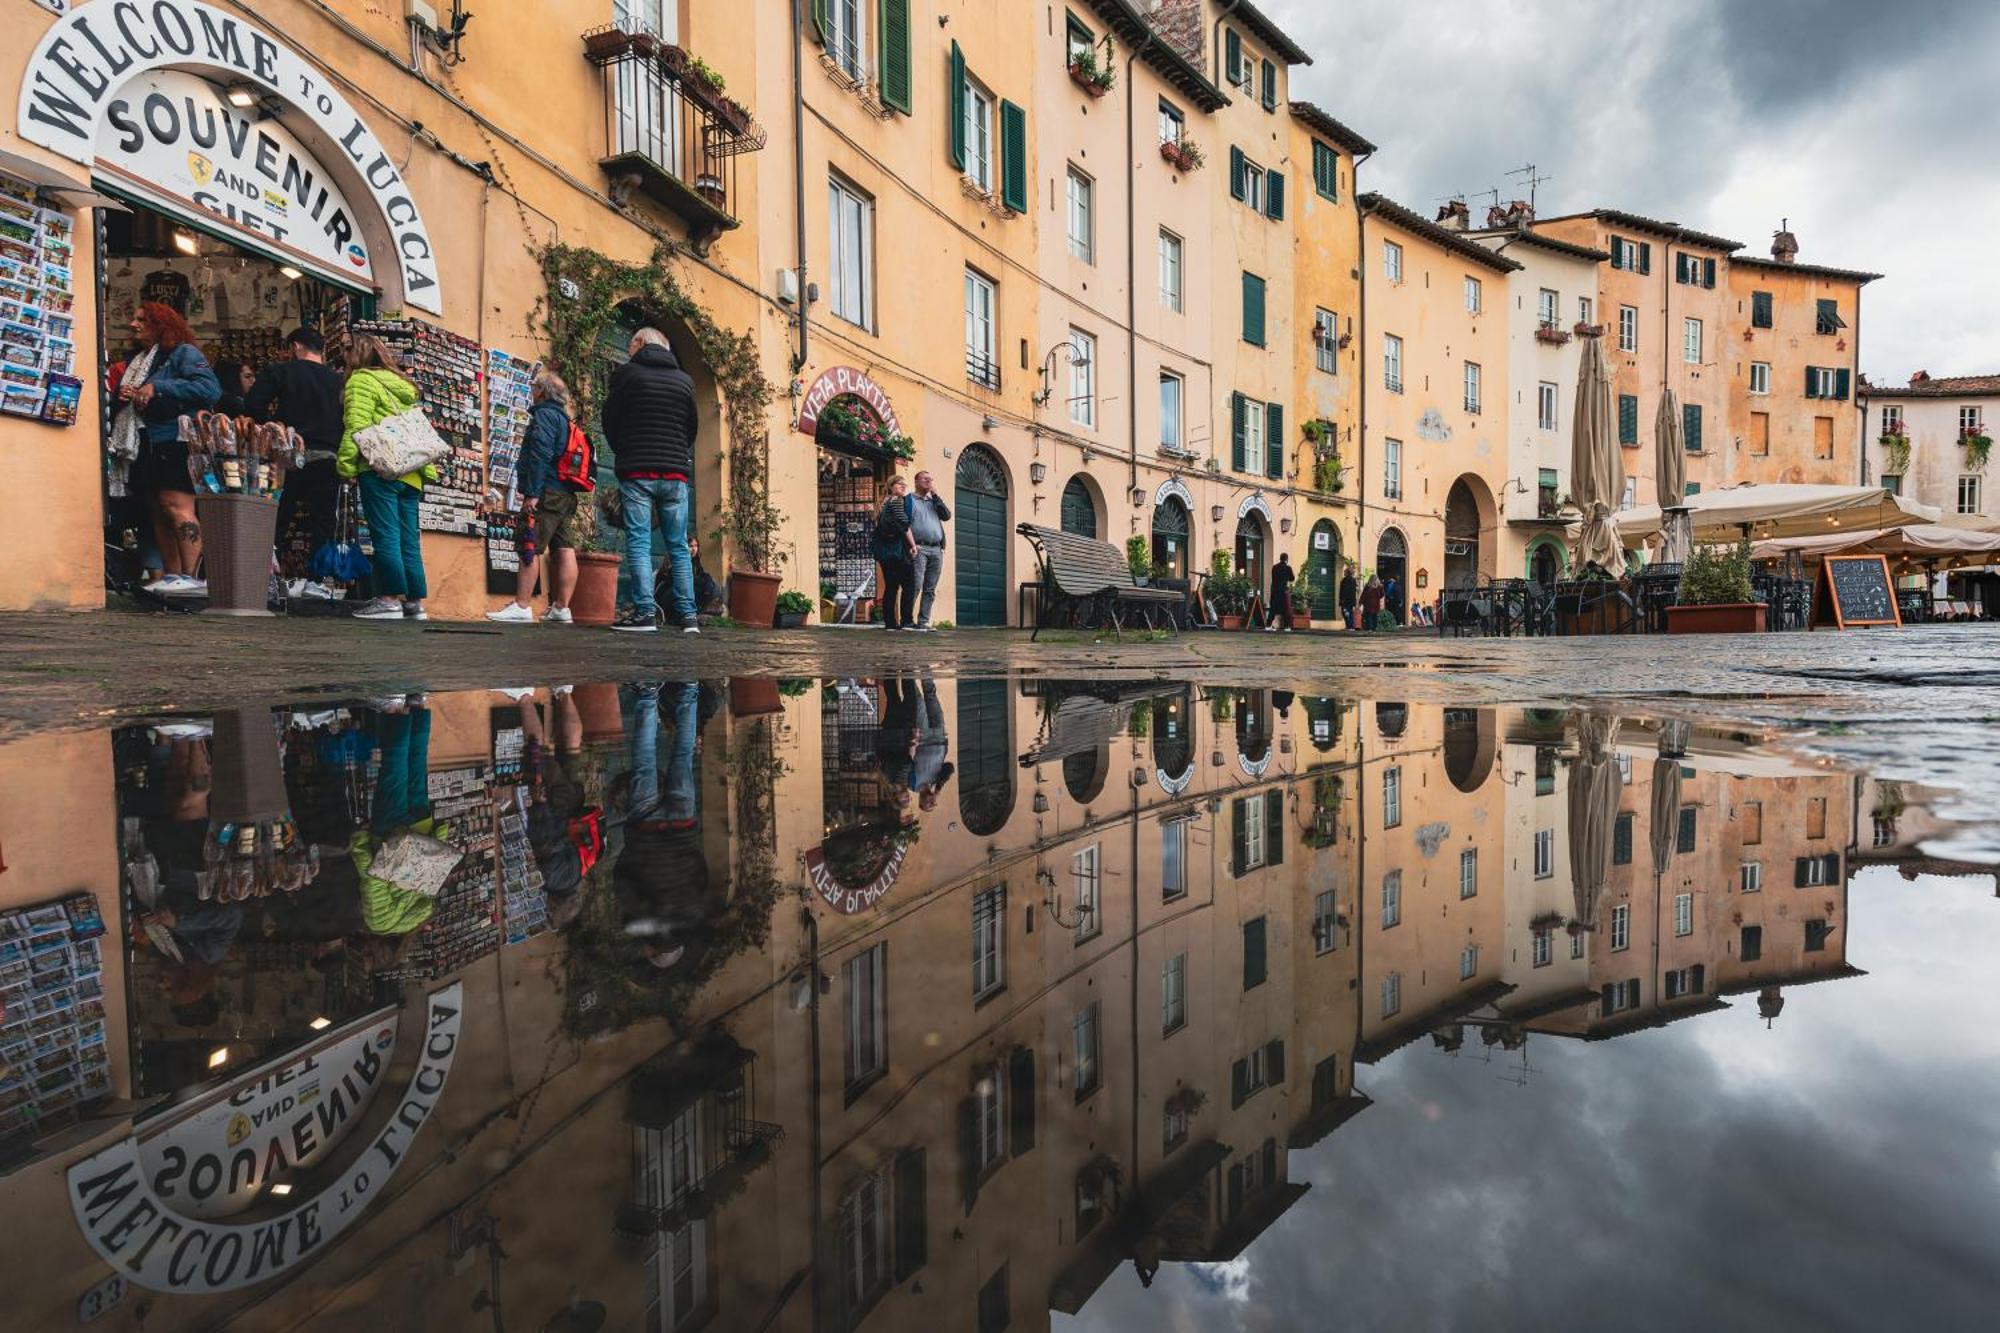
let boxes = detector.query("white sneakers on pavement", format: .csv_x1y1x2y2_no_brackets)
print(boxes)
486,602,535,623
352,597,404,620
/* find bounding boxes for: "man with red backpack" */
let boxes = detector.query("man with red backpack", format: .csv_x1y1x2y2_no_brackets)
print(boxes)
489,369,594,623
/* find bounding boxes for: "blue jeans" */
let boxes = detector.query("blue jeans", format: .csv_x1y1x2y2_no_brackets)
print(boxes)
628,683,698,824
620,477,693,623
358,474,427,600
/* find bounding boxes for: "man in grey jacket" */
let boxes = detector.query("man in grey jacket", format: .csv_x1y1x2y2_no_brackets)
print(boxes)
906,469,951,631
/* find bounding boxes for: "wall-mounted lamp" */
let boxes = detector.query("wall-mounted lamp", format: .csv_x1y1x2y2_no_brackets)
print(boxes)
225,82,259,108
1211,504,1225,523
1029,461,1047,484
982,414,998,431
172,229,199,256
1032,339,1091,407
1280,517,1293,535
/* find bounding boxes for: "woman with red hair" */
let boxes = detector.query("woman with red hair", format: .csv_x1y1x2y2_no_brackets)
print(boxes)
116,301,219,595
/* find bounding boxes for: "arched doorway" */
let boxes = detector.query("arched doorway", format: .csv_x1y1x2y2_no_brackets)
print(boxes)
955,446,1009,626
1445,476,1495,589
1060,475,1099,538
1443,708,1497,793
1529,539,1564,587
957,679,1015,835
1305,520,1341,618
1376,528,1408,623
812,394,899,620
1235,514,1270,592
1151,692,1194,789
1063,747,1108,803
1151,497,1190,579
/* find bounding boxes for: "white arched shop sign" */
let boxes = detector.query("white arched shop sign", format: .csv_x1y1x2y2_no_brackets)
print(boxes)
18,0,443,313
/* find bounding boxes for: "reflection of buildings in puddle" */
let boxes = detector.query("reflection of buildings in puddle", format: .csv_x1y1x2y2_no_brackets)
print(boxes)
0,683,1954,1327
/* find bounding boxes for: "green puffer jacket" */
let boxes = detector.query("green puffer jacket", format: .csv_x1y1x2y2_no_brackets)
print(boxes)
349,817,453,935
337,367,438,488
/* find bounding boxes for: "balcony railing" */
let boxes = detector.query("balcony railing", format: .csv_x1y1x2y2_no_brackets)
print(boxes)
584,30,766,245
967,349,1001,391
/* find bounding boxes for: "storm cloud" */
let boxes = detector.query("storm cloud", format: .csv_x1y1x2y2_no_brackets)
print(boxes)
1263,0,2000,384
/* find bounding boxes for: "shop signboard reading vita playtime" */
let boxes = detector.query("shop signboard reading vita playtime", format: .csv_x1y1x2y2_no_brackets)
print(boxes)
17,0,441,313
97,68,376,287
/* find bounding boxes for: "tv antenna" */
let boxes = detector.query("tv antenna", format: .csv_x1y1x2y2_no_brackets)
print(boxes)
1507,163,1553,214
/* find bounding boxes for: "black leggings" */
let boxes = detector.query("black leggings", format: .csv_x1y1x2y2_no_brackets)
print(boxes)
880,560,916,629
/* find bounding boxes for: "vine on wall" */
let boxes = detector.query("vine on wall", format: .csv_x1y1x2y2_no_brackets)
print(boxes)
537,241,784,571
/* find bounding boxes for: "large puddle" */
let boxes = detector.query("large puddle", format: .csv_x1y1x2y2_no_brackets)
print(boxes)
1,678,1993,1330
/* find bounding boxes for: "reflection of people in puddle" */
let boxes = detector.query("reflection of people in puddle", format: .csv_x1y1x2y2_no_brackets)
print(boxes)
523,687,602,929
136,733,244,966
877,677,956,813
614,682,713,973
910,679,954,812
350,701,449,937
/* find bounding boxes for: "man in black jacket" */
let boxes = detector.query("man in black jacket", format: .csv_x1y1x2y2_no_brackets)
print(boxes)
249,327,345,573
600,328,700,633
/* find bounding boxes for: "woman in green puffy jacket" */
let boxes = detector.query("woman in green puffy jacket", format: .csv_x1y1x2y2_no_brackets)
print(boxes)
338,335,437,620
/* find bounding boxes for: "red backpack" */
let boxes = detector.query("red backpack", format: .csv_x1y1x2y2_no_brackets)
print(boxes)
554,417,595,492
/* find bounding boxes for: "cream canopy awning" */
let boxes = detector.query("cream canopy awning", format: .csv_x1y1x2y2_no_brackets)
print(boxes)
1619,485,1941,544
1753,523,2000,569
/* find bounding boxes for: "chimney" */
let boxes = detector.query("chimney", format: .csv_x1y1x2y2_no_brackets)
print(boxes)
1436,199,1471,230
1143,0,1204,67
1487,199,1534,230
1911,370,1931,386
1771,217,1799,264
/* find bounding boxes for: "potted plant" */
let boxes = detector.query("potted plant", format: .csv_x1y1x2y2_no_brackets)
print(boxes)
1159,137,1204,172
570,484,625,627
717,492,786,627
1290,571,1316,629
1879,431,1911,477
628,28,661,58
1209,573,1252,629
1314,455,1345,494
716,97,755,137
1068,45,1115,97
1534,323,1572,345
1665,536,1765,634
694,173,725,207
1126,535,1152,585
687,54,726,96
774,589,812,628
1962,427,1992,470
582,26,634,61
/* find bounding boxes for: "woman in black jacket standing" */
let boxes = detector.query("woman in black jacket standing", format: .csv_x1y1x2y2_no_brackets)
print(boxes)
872,476,917,631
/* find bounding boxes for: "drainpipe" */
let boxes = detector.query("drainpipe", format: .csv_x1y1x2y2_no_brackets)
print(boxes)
1661,227,1682,499
804,906,823,1332
1355,172,1378,571
1852,295,1866,485
1125,23,1161,506
791,0,810,373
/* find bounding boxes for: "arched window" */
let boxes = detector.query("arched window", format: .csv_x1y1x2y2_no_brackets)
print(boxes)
1151,498,1190,579
1060,476,1098,538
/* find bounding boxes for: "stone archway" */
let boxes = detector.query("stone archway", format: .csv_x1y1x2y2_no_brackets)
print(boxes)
1443,708,1497,793
1376,526,1408,623
1445,474,1498,589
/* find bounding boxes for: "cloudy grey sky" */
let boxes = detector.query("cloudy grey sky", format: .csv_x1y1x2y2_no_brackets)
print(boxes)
1061,867,2000,1331
1266,0,2000,385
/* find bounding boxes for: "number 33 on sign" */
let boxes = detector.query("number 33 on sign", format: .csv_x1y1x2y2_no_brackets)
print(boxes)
77,1271,127,1324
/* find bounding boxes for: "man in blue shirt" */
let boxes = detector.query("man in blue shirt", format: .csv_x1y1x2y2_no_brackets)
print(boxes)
906,469,952,631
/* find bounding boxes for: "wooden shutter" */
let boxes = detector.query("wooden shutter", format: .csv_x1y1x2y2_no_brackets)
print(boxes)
999,100,1027,212
1243,272,1265,346
1008,1046,1035,1155
1230,794,1247,875
1703,257,1716,288
1265,169,1285,220
1264,1038,1285,1084
1805,365,1818,398
1243,917,1266,988
1823,852,1841,881
1638,242,1651,275
1265,786,1285,864
1755,291,1773,327
1225,27,1242,83
1231,1057,1250,1108
1229,145,1246,201
947,41,966,170
1265,402,1284,478
1618,394,1638,445
956,1097,980,1214
1230,393,1247,472
1260,58,1276,110
894,1148,928,1280
810,0,829,43
1835,368,1851,401
879,0,912,114
1794,856,1810,887
1683,404,1702,453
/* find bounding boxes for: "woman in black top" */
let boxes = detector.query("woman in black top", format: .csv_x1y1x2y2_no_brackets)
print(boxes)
872,476,916,631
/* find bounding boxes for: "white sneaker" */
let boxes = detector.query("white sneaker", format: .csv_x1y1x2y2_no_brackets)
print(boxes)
492,687,535,701
353,597,404,620
158,577,207,598
403,603,429,621
486,602,535,623
543,606,573,624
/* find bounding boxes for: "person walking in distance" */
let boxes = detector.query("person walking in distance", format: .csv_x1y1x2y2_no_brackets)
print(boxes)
872,476,917,631
1338,562,1359,631
249,327,346,580
1266,551,1296,632
488,370,586,624
1359,574,1385,631
337,335,433,621
906,469,951,631
600,328,699,633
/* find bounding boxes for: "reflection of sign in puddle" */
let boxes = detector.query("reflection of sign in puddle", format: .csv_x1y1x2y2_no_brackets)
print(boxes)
806,842,908,915
68,984,462,1293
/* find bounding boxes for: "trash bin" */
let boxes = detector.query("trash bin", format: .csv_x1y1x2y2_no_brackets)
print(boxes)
195,492,279,616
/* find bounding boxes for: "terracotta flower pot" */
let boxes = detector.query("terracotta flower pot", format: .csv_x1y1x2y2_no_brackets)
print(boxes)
729,678,782,717
728,569,782,626
571,552,623,626
570,682,624,743
1293,613,1313,630
1665,602,1768,634
1218,614,1245,631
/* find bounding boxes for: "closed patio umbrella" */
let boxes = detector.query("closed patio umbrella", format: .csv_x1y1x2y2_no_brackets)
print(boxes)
1567,712,1621,933
1570,334,1624,573
1655,391,1689,564
1649,721,1690,886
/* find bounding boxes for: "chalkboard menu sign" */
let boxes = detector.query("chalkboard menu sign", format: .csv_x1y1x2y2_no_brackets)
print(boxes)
1812,554,1902,628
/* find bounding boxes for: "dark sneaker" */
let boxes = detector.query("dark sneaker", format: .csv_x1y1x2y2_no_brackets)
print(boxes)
610,610,659,633
681,619,701,635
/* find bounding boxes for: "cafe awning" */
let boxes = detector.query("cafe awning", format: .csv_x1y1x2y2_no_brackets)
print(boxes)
1752,524,2000,569
1618,485,1940,544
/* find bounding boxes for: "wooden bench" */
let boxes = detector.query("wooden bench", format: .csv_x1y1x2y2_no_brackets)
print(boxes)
1017,524,1183,640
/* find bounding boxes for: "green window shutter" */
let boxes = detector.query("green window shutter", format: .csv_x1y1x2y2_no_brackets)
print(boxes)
1229,145,1246,201
1675,253,1687,283
1805,365,1818,398
1265,169,1285,220
1835,368,1851,400
810,0,829,43
1753,291,1772,328
1231,393,1247,471
1225,28,1242,83
1242,272,1266,346
947,41,966,170
1243,917,1266,988
1265,402,1284,478
1264,789,1284,865
1264,1038,1284,1083
1639,242,1652,275
1684,404,1702,453
1260,59,1276,111
999,100,1027,212
878,0,912,114
1703,257,1716,288
1230,796,1248,875
1618,394,1638,445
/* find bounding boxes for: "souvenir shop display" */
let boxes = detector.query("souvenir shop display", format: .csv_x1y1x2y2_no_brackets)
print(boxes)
0,171,78,425
197,813,320,903
182,413,305,497
351,317,485,536
0,894,112,1145
215,326,287,368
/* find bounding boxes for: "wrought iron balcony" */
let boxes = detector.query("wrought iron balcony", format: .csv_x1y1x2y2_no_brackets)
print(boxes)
967,349,1002,391
584,29,767,247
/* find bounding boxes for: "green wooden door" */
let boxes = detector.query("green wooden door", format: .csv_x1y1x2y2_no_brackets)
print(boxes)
1060,477,1096,537
1306,521,1339,618
955,447,1009,626
956,678,1014,836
